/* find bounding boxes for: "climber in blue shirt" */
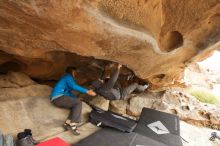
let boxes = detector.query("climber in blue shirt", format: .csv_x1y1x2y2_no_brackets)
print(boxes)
50,67,96,135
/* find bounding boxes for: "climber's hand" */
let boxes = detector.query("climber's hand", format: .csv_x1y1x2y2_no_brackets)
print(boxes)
87,90,96,96
118,64,122,69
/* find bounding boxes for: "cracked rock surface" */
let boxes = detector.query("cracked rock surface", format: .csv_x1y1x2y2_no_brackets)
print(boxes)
0,0,219,90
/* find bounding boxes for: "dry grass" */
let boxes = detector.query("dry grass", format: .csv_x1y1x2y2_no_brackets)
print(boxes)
187,87,220,107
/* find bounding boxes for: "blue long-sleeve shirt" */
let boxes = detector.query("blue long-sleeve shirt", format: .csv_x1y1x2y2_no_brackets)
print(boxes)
50,74,88,101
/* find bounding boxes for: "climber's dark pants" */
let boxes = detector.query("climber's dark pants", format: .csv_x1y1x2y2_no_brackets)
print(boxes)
101,69,146,100
120,83,146,99
52,96,82,123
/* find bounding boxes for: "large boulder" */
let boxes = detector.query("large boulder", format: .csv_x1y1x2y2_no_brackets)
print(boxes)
0,96,92,139
110,99,128,115
127,93,163,116
126,89,220,130
0,0,219,89
0,85,51,101
0,72,51,101
0,72,92,139
161,89,220,129
89,96,110,111
0,72,35,88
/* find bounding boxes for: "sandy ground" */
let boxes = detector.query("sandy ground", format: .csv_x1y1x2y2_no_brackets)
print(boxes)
180,121,220,146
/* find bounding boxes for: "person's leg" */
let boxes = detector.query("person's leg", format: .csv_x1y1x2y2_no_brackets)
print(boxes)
111,88,121,100
69,99,82,123
52,96,82,123
120,83,148,100
105,69,120,89
120,83,138,100
52,96,82,135
67,99,82,135
136,84,149,92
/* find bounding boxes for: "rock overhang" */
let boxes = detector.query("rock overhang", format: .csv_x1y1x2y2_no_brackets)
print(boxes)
0,0,219,90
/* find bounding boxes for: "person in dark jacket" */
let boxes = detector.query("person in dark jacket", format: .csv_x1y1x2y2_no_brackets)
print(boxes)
91,64,148,100
50,67,96,135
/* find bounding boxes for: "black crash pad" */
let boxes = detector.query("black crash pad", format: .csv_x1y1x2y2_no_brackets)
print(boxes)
75,128,168,146
134,107,182,146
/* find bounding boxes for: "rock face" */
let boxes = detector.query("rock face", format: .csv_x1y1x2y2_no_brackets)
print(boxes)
0,0,219,90
127,93,165,116
89,89,220,130
132,89,220,129
0,72,220,145
89,96,110,111
0,72,51,101
0,72,35,88
0,72,92,139
160,89,220,129
110,100,128,115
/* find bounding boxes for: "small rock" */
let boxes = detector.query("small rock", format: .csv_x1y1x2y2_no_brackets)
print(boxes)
127,94,159,117
89,96,110,111
110,100,128,115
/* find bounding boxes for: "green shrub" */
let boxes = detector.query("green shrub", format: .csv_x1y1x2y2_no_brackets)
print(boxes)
215,77,220,84
187,87,220,107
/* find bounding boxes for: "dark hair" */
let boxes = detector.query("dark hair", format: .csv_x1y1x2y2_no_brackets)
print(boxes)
66,66,77,74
